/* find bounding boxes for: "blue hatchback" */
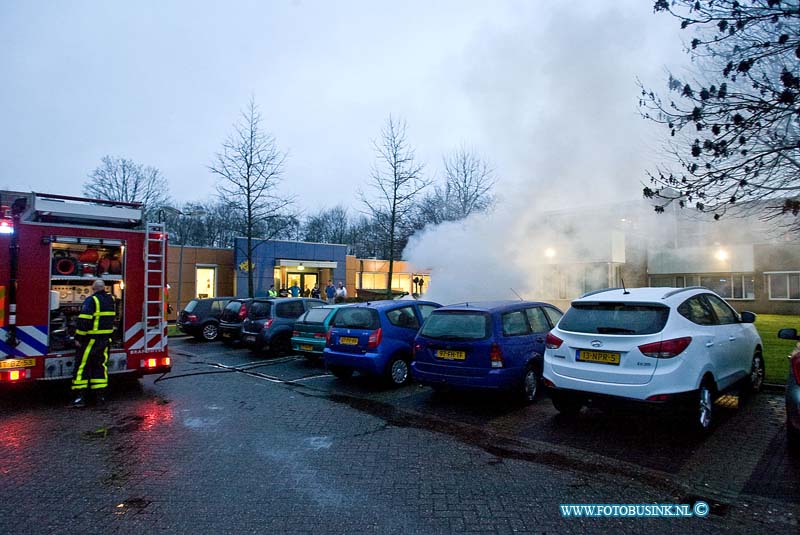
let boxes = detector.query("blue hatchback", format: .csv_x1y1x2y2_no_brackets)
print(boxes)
324,300,441,386
411,301,563,402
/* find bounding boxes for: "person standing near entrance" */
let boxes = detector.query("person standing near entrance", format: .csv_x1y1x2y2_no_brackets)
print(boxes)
325,280,336,304
72,279,115,407
311,284,320,299
289,281,301,298
335,281,347,303
268,284,278,297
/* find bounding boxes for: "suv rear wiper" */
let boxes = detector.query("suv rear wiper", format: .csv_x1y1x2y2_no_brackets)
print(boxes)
596,326,636,334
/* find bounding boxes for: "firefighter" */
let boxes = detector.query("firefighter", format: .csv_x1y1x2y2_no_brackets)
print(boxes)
72,279,116,407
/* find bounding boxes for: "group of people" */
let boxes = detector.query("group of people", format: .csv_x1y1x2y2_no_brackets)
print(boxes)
267,280,347,303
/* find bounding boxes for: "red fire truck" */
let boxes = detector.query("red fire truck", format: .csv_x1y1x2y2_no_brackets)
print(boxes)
0,190,171,384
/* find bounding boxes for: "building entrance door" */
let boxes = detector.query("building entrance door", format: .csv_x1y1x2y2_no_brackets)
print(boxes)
287,272,318,296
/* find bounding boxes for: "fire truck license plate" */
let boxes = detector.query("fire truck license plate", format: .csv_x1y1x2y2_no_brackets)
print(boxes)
0,358,35,369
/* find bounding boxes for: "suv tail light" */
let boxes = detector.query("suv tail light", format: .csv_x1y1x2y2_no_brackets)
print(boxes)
262,319,274,330
545,332,563,349
367,328,383,349
638,337,692,358
791,351,800,384
490,343,503,368
186,314,198,322
238,303,247,320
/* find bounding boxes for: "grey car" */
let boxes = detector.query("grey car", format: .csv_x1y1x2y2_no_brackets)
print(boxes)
241,297,326,355
778,328,800,451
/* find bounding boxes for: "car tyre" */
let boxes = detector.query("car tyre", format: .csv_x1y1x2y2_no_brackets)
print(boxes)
519,365,540,404
387,355,411,387
788,422,800,453
329,365,353,379
201,322,219,342
550,392,582,416
743,350,765,396
691,379,716,435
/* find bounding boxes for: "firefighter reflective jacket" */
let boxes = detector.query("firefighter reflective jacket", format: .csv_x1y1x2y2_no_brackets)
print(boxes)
75,291,116,338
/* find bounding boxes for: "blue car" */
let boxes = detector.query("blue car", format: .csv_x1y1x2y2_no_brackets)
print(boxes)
324,300,441,386
411,301,563,403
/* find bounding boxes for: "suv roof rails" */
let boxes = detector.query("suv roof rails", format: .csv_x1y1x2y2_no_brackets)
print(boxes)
661,286,706,299
579,287,623,298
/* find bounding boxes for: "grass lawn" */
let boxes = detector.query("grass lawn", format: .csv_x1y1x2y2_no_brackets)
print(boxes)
166,324,182,337
755,314,799,385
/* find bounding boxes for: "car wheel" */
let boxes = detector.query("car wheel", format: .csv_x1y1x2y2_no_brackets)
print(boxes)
692,379,715,434
387,356,411,387
745,351,765,395
519,365,540,404
329,365,353,379
788,421,800,453
551,392,582,416
201,323,219,341
271,334,291,356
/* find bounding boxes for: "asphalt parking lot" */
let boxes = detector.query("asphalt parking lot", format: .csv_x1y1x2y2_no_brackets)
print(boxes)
172,338,799,505
1,336,798,534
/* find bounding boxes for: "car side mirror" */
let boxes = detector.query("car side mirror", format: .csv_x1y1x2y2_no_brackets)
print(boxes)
778,328,800,340
739,311,756,323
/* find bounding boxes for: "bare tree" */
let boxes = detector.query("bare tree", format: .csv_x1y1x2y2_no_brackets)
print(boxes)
209,98,295,297
441,146,496,219
303,205,351,244
83,155,170,217
360,116,430,296
640,0,800,227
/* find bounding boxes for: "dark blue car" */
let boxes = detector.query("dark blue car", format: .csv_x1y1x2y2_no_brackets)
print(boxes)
324,300,441,386
411,301,563,402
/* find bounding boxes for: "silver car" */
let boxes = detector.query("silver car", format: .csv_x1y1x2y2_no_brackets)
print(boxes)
778,328,800,452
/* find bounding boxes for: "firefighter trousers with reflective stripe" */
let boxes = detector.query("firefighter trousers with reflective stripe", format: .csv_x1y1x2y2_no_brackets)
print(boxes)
72,336,110,390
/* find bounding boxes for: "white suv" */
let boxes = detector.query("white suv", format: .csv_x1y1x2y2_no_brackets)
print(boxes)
542,287,764,432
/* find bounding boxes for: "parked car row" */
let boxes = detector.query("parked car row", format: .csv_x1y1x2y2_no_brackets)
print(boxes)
177,286,785,439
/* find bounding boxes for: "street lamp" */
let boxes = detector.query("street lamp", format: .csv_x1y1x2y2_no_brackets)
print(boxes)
171,208,207,317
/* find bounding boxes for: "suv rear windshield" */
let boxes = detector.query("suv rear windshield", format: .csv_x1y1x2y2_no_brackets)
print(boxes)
559,302,669,335
419,311,490,340
249,301,273,320
184,300,199,313
222,300,245,320
332,308,380,330
302,307,334,324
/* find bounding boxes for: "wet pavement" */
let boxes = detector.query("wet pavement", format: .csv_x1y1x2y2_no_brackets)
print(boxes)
0,336,798,533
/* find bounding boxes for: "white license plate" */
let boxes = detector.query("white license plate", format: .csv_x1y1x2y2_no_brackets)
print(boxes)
244,335,256,343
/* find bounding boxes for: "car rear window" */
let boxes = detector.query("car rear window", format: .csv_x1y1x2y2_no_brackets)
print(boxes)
183,300,199,313
332,308,380,330
419,311,490,340
302,307,334,324
558,302,669,335
249,301,273,319
276,300,305,318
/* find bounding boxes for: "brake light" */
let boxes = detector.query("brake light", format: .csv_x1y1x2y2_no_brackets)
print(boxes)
140,357,170,368
545,332,563,349
791,352,800,384
490,343,503,368
0,220,13,234
646,394,672,402
148,358,157,367
262,319,273,330
638,337,692,358
186,314,198,322
314,333,326,338
325,328,332,345
367,328,383,349
164,357,171,366
292,331,300,337
9,370,20,381
238,304,247,320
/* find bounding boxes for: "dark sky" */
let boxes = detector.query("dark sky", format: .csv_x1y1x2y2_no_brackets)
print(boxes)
0,0,687,214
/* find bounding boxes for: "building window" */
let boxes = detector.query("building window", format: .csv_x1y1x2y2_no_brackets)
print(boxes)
360,272,387,290
650,274,754,299
767,272,800,300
